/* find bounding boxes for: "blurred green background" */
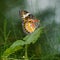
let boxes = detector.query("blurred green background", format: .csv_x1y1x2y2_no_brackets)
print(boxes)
0,0,60,60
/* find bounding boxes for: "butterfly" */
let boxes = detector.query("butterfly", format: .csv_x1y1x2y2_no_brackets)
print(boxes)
19,10,40,34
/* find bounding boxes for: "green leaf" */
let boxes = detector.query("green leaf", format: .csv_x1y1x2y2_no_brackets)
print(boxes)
2,40,25,58
2,27,43,58
24,27,43,44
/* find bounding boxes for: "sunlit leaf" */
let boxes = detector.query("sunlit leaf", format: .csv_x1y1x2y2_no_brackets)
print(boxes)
2,40,25,57
2,27,43,58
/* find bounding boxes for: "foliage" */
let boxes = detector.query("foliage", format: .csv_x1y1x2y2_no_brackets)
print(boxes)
2,24,43,59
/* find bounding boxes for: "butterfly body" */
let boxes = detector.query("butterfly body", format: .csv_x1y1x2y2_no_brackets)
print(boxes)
19,10,40,34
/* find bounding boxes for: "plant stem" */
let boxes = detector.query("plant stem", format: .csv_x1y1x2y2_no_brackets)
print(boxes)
25,44,29,60
4,19,7,49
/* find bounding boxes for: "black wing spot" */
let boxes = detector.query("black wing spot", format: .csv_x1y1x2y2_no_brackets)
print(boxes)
28,14,34,18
